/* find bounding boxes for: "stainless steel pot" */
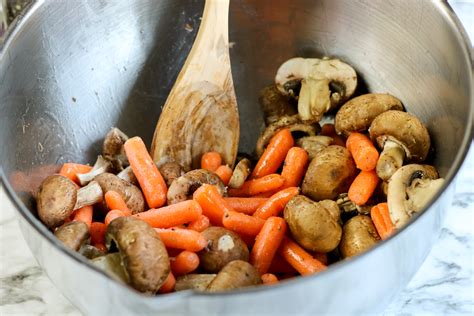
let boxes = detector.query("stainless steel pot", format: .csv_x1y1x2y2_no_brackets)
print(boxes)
0,0,472,314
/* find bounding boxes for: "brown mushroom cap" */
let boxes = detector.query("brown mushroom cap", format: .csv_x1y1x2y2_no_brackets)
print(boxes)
105,216,170,294
37,175,77,229
339,215,380,258
302,145,357,201
158,162,184,187
198,227,249,273
94,173,146,214
103,127,129,171
335,93,404,136
54,221,90,251
175,274,217,292
284,195,342,253
206,260,262,292
369,110,430,162
259,84,297,125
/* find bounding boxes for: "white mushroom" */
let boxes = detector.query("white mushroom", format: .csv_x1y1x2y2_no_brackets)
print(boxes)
387,164,444,229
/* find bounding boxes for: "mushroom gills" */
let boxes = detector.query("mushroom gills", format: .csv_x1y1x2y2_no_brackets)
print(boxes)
92,253,129,284
336,193,372,223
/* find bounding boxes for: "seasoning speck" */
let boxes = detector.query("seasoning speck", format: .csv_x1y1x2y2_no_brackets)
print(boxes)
72,97,77,102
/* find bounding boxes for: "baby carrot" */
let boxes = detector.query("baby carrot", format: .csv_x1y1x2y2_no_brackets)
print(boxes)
201,152,222,172
215,165,233,185
59,163,92,184
104,209,125,226
250,217,287,275
253,187,299,220
371,203,396,240
346,132,379,171
124,137,167,208
268,255,298,274
134,200,202,228
252,128,294,178
280,147,309,188
158,272,176,294
348,170,379,205
154,228,207,252
193,184,234,226
228,174,285,197
90,222,106,245
94,243,107,253
188,214,210,232
170,251,200,276
72,206,93,228
320,123,346,147
223,197,269,215
261,273,279,285
278,237,327,276
104,191,132,216
312,252,328,266
222,211,265,236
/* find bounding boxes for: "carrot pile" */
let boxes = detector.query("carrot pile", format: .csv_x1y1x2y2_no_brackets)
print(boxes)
55,120,397,294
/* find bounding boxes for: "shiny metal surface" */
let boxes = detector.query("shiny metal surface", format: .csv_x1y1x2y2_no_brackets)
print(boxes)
0,0,472,314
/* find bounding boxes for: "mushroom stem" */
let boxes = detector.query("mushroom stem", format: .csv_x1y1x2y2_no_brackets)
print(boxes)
77,156,112,186
117,166,138,184
376,139,406,181
74,181,103,210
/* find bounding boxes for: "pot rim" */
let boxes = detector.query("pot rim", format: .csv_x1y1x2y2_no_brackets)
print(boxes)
0,0,473,301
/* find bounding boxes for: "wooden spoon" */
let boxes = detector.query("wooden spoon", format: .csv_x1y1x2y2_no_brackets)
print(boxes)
151,0,239,171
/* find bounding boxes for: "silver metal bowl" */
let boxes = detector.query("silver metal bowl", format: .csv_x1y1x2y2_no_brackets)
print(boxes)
0,0,472,314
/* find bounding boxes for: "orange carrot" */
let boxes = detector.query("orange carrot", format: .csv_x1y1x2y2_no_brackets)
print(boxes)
261,273,279,285
134,200,202,228
72,206,93,228
252,128,294,178
104,191,132,216
278,237,327,276
124,137,167,208
346,132,379,171
312,252,328,266
253,187,299,220
201,152,222,172
280,147,309,188
371,203,396,240
320,123,346,147
223,197,269,215
94,243,107,253
222,211,265,236
188,214,210,232
90,222,107,245
170,251,200,276
154,228,207,252
268,255,298,274
193,184,234,226
59,163,92,184
228,174,285,197
348,170,379,205
237,233,256,248
158,272,176,294
250,217,287,275
104,209,125,226
215,165,233,185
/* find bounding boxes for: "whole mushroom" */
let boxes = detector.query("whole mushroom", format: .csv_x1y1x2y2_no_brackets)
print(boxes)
339,215,380,258
54,221,90,251
102,127,129,171
105,216,170,294
228,158,251,189
284,195,342,253
37,175,103,229
369,110,431,181
206,260,262,292
259,84,297,125
302,145,357,201
387,164,444,229
335,93,404,136
158,161,184,187
296,135,333,160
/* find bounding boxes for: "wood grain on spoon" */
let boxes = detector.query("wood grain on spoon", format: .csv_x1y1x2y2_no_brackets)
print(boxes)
151,0,239,171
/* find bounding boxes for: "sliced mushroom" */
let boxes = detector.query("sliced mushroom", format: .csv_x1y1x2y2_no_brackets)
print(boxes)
116,166,138,185
284,195,342,253
296,135,333,160
105,216,170,294
54,221,90,251
37,175,103,229
387,164,444,229
335,93,404,136
228,158,251,189
339,215,380,258
259,84,297,125
175,274,217,292
76,155,112,186
92,253,129,284
369,110,431,181
275,57,357,122
94,173,146,214
302,145,357,201
103,127,129,171
256,115,320,157
167,169,225,205
158,161,184,187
